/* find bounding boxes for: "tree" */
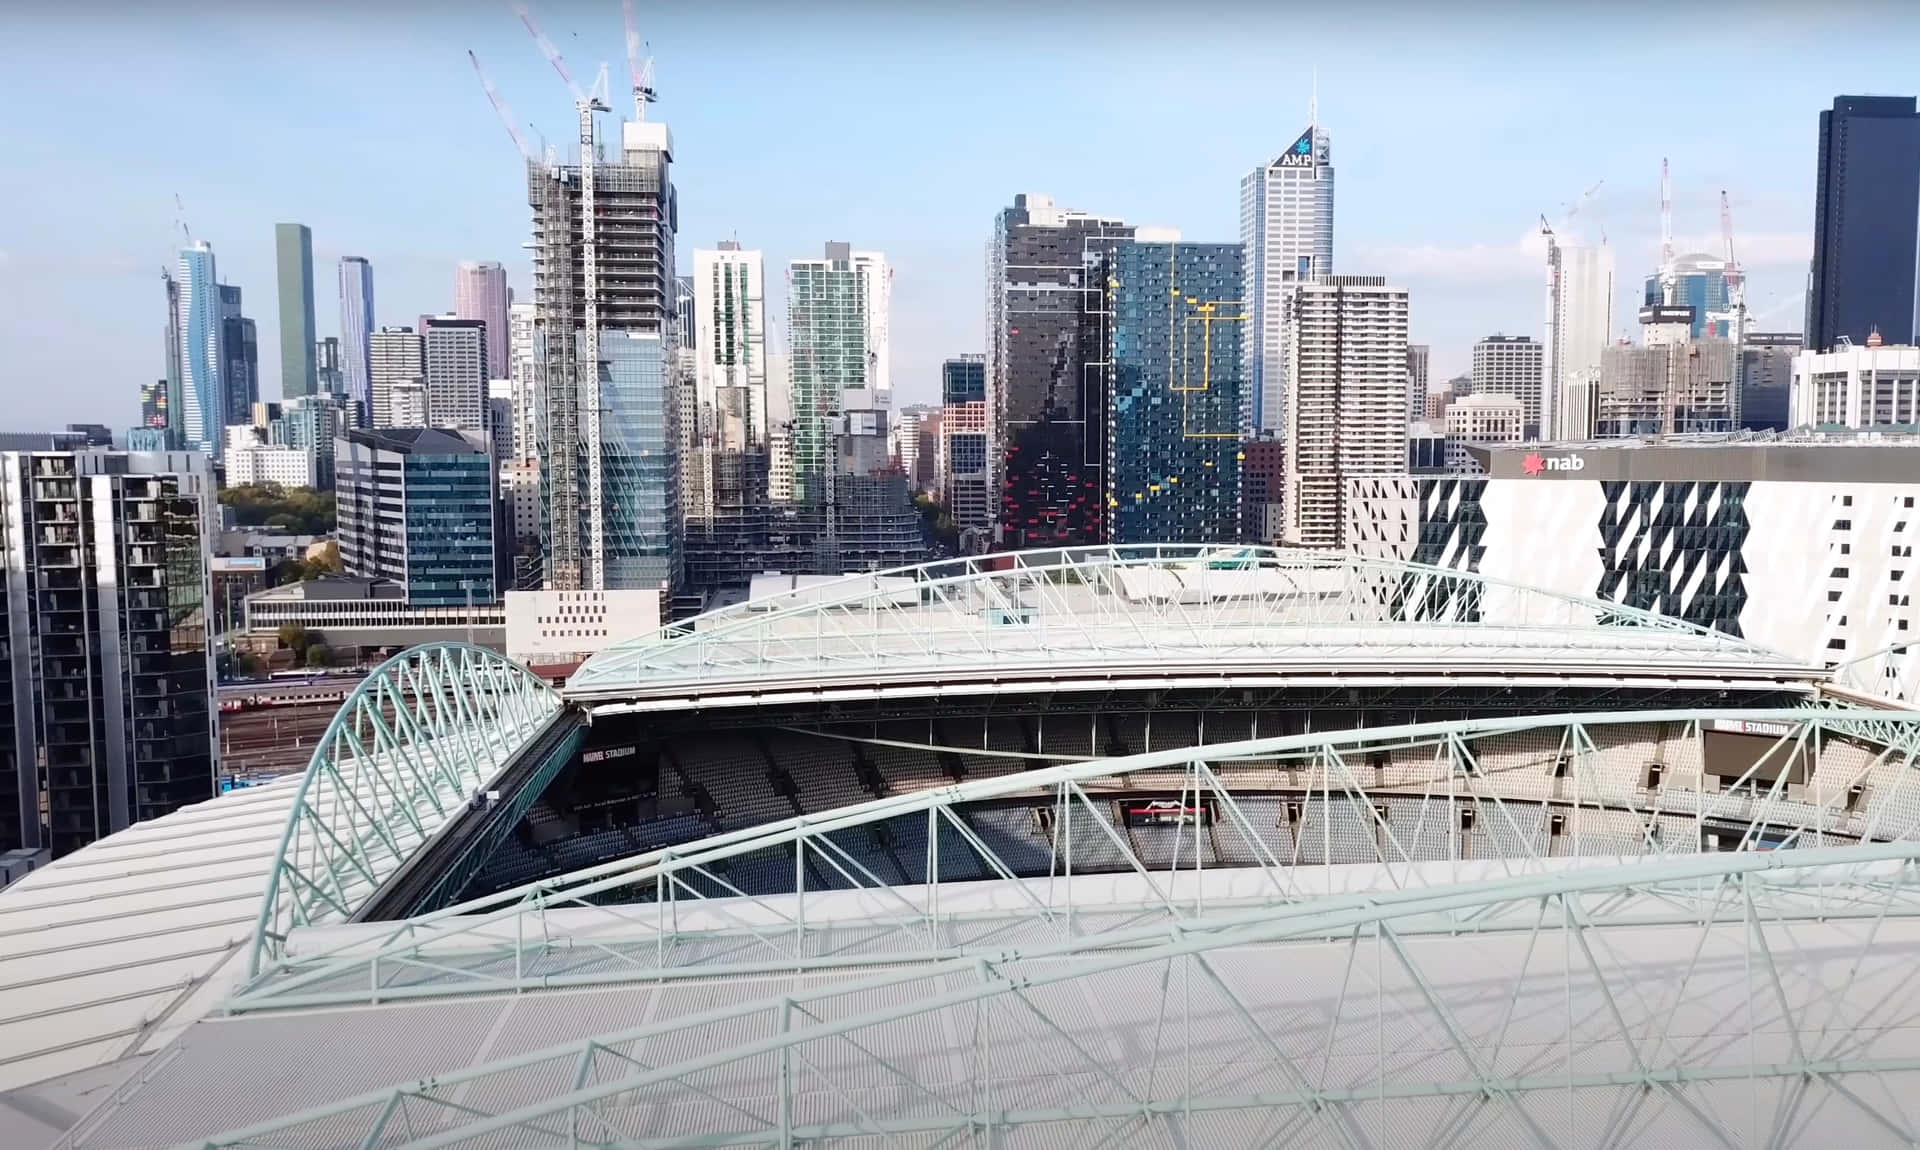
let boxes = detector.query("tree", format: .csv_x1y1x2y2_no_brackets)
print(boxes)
304,643,333,669
277,622,310,655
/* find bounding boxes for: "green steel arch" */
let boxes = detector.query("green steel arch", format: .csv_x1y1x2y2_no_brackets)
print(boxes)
248,642,563,973
564,545,1813,705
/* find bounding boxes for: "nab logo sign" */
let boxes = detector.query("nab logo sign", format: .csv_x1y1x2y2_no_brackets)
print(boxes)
1522,452,1585,476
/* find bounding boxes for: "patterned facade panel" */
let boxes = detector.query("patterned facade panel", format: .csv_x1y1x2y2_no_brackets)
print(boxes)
1595,481,1750,636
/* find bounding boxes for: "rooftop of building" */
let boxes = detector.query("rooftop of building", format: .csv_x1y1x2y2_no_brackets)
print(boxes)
246,575,403,603
342,427,487,455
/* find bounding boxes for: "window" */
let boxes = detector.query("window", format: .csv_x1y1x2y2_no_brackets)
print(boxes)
1832,567,1850,578
1830,590,1843,603
1844,495,1854,507
1828,637,1848,650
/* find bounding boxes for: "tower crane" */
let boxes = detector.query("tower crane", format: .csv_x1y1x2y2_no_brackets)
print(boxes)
1658,158,1675,305
622,0,657,122
468,50,534,162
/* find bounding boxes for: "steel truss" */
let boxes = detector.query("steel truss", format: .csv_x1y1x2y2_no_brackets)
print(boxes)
248,642,563,975
564,545,1811,706
233,706,1920,1013
193,843,1920,1149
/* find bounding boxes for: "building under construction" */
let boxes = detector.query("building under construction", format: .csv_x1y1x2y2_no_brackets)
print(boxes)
526,72,680,591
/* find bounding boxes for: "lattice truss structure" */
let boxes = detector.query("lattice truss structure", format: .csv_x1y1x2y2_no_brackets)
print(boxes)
564,545,1811,705
196,707,1920,1149
250,643,563,973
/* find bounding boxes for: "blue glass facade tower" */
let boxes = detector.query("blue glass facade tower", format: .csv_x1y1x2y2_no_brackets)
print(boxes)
942,356,985,405
1808,96,1920,351
336,428,496,607
176,244,225,454
591,331,681,591
1106,242,1245,545
1643,256,1731,340
339,257,376,428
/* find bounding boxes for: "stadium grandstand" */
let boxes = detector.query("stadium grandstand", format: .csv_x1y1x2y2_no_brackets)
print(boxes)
5,546,1920,1148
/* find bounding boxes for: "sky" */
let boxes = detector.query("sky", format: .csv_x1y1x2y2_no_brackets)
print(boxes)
4,0,1920,431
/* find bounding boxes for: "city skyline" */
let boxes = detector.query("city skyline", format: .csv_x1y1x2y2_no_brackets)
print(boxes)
3,3,1917,430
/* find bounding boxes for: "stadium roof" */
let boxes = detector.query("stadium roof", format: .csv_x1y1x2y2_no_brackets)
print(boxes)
566,545,1822,709
0,644,562,1101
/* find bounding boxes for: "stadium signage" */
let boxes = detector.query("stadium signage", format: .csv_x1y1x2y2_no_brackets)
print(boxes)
582,745,637,764
1521,452,1585,476
1710,718,1796,739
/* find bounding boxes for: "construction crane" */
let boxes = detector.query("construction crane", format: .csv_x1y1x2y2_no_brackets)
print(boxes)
1658,158,1675,305
622,0,657,122
468,50,534,162
517,1,612,589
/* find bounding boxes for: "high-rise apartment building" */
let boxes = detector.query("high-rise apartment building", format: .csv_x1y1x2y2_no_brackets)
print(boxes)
1239,438,1287,544
1241,124,1336,433
1444,393,1524,473
0,450,217,857
787,243,887,504
1792,339,1920,428
1808,96,1920,352
1106,242,1245,545
1597,327,1737,437
1405,344,1430,427
315,337,344,403
369,327,424,429
423,317,488,430
938,401,992,538
507,302,539,462
989,194,1134,549
1283,276,1410,548
339,257,376,427
1545,239,1615,440
453,261,510,380
692,244,768,449
1470,335,1545,438
176,243,224,454
219,285,258,428
336,428,496,606
530,114,678,591
275,224,318,399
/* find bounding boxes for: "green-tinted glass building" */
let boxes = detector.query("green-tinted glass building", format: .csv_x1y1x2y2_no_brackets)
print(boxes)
336,428,496,606
1106,242,1246,544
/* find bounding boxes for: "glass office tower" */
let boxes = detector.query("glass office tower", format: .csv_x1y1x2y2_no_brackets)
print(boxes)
336,428,496,606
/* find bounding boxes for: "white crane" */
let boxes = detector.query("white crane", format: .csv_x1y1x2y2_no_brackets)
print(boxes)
1658,158,1676,306
622,0,657,123
468,50,534,162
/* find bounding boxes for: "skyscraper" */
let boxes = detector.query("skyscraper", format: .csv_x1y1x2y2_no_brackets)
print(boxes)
1241,123,1336,433
161,270,184,450
942,355,986,405
787,243,887,504
219,284,258,428
423,317,487,430
338,256,376,428
0,449,218,857
530,114,678,591
1107,241,1245,545
1405,344,1430,427
1808,96,1920,352
1545,239,1615,440
454,261,510,382
1283,276,1410,548
507,302,539,462
989,194,1134,549
369,327,424,429
1643,253,1731,340
275,223,317,399
1469,335,1545,438
315,336,344,402
176,243,224,454
692,243,768,449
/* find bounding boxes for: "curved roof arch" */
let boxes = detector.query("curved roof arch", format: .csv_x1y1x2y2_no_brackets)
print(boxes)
565,545,1818,708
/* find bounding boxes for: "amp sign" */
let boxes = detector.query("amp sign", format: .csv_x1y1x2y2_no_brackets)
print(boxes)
1521,452,1585,476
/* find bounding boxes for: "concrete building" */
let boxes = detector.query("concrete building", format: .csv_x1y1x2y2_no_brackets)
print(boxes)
423,317,487,430
1346,438,1920,701
1404,344,1429,428
369,327,424,430
1283,276,1410,548
504,588,663,666
1106,241,1244,545
176,243,225,454
0,449,217,857
338,257,375,427
223,440,318,488
274,224,317,399
280,394,348,488
507,302,539,463
1239,438,1286,545
1793,339,1920,429
335,428,496,607
160,269,184,450
453,261,510,382
315,337,344,404
529,113,678,592
692,244,768,450
1444,392,1524,473
1545,240,1614,441
1241,124,1335,433
500,459,542,546
767,424,795,503
787,243,888,505
989,194,1134,549
938,400,992,538
1808,96,1920,351
1597,312,1737,437
485,379,514,464
242,576,504,653
1470,335,1545,438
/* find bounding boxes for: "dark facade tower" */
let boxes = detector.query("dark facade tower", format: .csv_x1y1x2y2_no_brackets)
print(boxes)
1808,96,1920,352
989,195,1133,550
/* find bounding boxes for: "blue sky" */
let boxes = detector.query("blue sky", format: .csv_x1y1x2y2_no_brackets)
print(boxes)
3,0,1917,429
